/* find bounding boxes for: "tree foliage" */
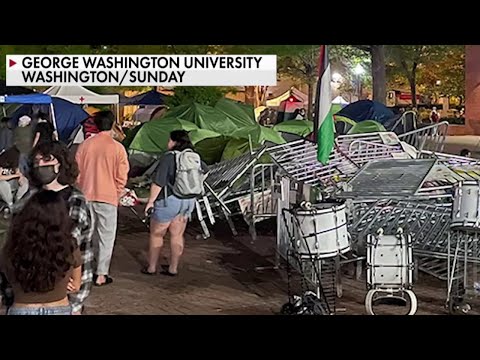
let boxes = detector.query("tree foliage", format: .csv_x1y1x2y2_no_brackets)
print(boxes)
386,45,464,105
165,86,230,107
416,45,464,101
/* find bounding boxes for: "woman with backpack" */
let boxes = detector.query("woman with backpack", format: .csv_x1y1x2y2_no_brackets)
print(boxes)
142,130,208,276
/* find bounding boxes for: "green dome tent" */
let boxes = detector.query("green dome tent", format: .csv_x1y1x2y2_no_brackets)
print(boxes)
347,120,386,135
129,117,199,154
129,101,285,164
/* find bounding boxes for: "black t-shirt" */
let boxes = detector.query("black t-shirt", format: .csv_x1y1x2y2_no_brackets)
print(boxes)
58,186,74,205
152,151,208,200
34,122,54,145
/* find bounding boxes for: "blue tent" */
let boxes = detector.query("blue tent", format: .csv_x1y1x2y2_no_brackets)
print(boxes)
50,98,89,142
0,93,52,104
10,97,89,142
335,100,394,125
123,90,166,105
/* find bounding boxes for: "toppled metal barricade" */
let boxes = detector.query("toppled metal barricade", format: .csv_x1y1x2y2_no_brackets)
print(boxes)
349,199,451,255
198,132,410,240
398,121,449,153
199,122,449,240
196,148,268,238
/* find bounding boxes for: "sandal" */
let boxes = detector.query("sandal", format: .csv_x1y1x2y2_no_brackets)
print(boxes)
93,274,114,286
141,267,157,275
160,270,177,277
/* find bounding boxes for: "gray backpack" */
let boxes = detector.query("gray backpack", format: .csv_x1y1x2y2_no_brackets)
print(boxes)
170,149,205,198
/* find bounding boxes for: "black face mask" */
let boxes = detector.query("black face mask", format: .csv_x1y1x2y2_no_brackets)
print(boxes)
33,165,59,185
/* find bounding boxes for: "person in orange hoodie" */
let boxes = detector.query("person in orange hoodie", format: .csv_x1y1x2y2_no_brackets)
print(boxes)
75,111,129,287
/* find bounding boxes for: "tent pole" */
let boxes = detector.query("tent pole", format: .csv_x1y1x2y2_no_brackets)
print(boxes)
116,104,121,125
50,103,59,141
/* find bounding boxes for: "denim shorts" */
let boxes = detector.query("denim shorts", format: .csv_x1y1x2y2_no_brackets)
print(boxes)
153,195,196,224
7,305,72,315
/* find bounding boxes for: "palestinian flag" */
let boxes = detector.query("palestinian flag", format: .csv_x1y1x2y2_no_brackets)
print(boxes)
313,45,334,165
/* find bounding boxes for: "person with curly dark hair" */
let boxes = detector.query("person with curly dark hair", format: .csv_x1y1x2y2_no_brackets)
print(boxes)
1,190,82,315
27,141,79,189
12,141,94,315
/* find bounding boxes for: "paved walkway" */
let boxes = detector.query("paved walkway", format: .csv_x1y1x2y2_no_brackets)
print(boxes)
82,207,480,315
2,204,478,315
444,135,480,156
84,208,286,315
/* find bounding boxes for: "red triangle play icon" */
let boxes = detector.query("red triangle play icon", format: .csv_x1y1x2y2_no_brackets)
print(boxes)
9,59,16,67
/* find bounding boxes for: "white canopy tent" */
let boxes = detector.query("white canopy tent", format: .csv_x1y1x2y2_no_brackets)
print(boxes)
332,96,349,105
44,86,119,105
44,86,121,128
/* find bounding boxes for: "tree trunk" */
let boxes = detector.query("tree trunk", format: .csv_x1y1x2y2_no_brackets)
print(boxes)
245,86,268,107
401,60,418,108
256,86,268,107
410,63,418,108
245,86,256,105
307,82,314,120
371,45,386,104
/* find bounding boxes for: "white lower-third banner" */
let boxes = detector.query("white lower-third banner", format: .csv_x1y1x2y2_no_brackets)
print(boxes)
6,55,277,87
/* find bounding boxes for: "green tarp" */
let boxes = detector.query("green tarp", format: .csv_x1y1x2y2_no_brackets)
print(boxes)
165,101,283,144
231,125,286,145
214,98,256,127
123,123,145,149
165,102,239,136
273,120,313,137
331,104,344,115
221,138,259,161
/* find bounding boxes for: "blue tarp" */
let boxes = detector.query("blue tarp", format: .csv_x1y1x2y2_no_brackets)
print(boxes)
335,100,394,125
10,97,89,142
123,90,166,105
0,93,52,104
